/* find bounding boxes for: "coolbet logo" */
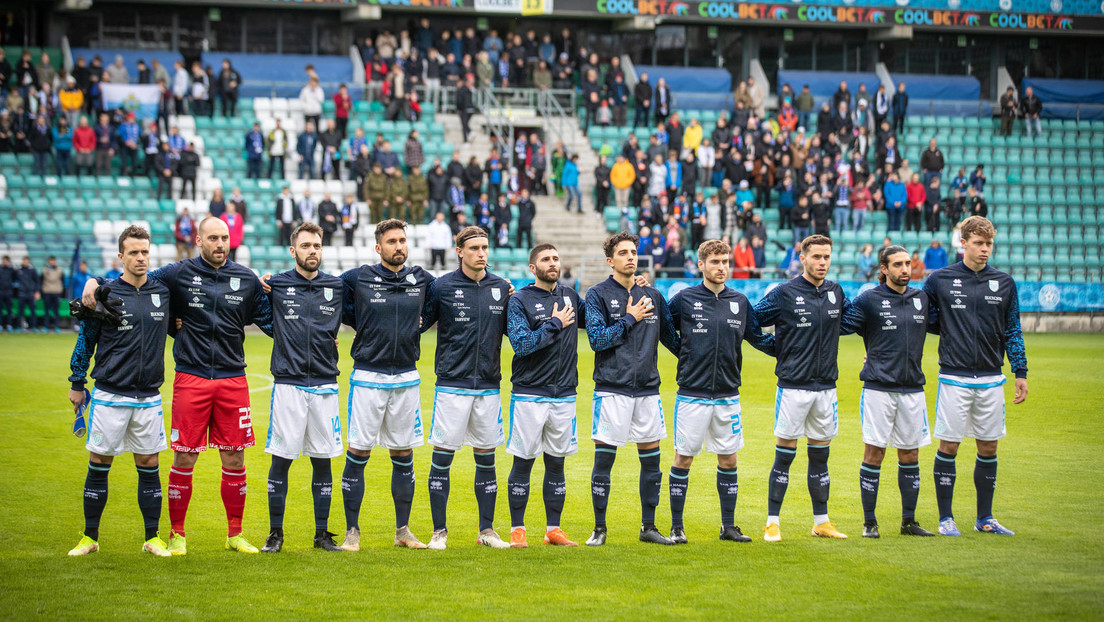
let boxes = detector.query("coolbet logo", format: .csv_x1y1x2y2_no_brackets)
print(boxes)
594,0,1077,29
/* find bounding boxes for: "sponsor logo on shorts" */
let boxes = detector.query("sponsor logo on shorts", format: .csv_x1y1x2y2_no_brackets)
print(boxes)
171,429,179,442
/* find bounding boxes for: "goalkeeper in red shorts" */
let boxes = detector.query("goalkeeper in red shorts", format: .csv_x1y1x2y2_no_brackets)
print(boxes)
84,217,273,554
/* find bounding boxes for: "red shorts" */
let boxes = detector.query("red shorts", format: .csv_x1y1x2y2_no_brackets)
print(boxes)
170,373,255,452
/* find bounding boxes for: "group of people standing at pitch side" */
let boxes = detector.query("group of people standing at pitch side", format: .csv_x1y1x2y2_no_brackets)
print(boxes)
65,213,1027,558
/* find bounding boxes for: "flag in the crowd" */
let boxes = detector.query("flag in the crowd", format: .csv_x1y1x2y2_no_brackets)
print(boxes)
67,239,82,299
102,84,160,121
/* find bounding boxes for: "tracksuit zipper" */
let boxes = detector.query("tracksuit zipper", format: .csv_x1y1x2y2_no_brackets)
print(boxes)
710,289,719,398
210,269,218,378
305,279,312,384
474,280,481,390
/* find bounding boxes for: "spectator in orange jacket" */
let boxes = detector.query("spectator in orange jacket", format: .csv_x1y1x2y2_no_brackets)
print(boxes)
609,154,636,209
777,98,798,133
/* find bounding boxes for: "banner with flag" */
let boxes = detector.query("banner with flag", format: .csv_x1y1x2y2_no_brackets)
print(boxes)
102,84,160,121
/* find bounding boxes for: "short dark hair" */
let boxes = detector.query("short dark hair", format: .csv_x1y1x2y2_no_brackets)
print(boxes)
291,222,323,245
877,244,909,284
118,225,151,253
801,234,833,253
603,232,638,258
374,219,407,243
529,243,557,265
455,225,488,249
47,255,56,261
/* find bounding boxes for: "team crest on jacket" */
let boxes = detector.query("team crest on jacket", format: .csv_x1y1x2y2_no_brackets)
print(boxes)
913,298,922,310
491,288,501,301
827,291,836,304
324,288,333,301
989,280,999,292
730,301,740,315
229,277,241,291
406,274,417,285
151,294,161,308
563,296,572,308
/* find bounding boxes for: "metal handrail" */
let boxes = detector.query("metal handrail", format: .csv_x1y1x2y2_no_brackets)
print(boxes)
477,87,516,172
537,89,576,153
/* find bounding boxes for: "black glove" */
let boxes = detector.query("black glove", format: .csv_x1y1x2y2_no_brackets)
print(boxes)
68,286,124,326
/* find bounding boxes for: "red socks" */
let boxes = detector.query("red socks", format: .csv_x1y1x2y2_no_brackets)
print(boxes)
168,466,194,536
221,468,248,537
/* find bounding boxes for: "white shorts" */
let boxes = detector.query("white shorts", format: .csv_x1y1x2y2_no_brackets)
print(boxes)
774,387,839,441
506,394,579,460
428,386,504,451
591,392,666,447
86,389,168,456
348,370,424,451
860,388,931,450
673,395,744,457
266,383,344,460
934,374,1007,442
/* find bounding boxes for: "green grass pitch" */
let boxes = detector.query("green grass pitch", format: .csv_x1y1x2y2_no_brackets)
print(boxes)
1,330,1102,619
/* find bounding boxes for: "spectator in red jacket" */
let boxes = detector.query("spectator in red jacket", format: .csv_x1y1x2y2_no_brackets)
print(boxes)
72,116,97,177
220,202,245,261
905,172,926,232
850,179,872,232
732,235,756,279
333,83,352,139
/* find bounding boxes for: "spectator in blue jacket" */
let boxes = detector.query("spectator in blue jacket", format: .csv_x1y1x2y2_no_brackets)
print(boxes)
297,120,319,179
924,239,948,271
69,261,92,300
116,113,141,177
244,122,265,179
969,164,986,197
883,172,907,232
52,116,73,176
562,153,581,213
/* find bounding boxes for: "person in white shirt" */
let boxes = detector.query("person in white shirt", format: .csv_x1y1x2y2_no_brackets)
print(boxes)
426,211,453,270
172,61,189,115
299,77,325,129
298,189,317,224
696,138,715,191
